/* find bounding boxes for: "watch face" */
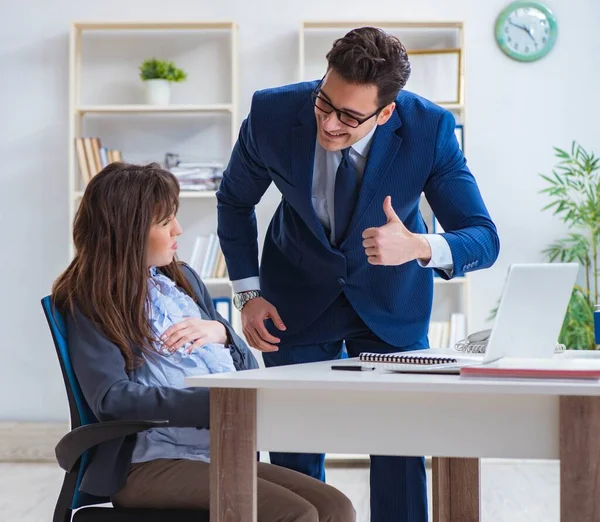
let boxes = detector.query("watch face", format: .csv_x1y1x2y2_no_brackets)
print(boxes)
233,293,242,310
495,1,557,62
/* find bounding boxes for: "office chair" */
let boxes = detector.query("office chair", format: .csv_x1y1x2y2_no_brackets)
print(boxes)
41,296,210,522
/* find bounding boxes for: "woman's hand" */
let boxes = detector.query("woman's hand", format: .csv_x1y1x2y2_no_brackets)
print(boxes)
161,318,228,353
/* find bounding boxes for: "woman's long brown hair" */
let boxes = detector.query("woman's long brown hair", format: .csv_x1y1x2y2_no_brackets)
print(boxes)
52,162,196,370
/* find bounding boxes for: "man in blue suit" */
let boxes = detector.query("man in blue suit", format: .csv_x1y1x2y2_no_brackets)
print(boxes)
217,27,499,521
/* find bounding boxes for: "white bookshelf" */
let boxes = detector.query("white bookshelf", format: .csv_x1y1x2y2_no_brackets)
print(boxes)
299,20,470,341
68,21,240,329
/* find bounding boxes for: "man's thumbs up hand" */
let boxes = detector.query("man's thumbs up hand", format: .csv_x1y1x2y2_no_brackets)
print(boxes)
362,196,432,266
383,195,401,224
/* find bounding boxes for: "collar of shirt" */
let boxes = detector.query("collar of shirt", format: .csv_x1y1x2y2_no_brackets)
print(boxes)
349,123,377,158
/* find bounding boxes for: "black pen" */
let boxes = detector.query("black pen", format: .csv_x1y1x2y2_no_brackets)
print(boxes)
331,364,375,371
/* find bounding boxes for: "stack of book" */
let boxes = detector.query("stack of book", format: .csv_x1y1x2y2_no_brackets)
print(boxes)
188,233,228,280
75,137,122,185
428,313,467,349
170,162,224,192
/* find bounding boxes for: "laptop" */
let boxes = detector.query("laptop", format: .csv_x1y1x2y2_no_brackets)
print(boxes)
358,262,579,374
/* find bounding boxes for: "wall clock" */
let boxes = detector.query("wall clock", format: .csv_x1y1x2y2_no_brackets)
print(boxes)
495,1,557,62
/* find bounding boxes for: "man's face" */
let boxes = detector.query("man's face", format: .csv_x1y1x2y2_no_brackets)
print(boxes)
314,69,395,152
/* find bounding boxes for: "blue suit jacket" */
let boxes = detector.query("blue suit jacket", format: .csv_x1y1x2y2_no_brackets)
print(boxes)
217,81,499,348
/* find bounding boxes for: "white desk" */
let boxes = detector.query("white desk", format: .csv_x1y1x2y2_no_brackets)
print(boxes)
186,358,600,522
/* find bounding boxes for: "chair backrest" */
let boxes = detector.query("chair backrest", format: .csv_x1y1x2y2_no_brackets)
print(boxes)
41,296,109,509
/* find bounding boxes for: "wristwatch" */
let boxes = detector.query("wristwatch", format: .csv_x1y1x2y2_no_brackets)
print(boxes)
233,290,261,311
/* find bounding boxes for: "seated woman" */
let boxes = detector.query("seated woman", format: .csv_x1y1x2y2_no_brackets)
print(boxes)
52,162,355,522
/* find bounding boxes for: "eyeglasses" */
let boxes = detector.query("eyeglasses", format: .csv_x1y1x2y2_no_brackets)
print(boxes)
311,78,384,128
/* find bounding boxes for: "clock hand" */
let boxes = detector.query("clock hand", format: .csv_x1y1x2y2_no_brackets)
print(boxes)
524,26,536,43
508,19,528,31
507,20,537,44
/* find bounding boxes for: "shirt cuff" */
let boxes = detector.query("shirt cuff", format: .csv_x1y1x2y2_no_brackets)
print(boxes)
417,234,454,274
231,277,261,294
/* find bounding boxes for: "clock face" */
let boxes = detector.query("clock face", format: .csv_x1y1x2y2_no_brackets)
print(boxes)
495,1,557,62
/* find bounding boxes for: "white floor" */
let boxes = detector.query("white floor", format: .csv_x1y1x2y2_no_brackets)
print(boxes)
1,459,559,521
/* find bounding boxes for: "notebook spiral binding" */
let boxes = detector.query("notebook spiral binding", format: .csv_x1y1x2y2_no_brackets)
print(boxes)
359,353,458,365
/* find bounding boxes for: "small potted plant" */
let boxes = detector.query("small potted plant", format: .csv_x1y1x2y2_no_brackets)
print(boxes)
139,58,187,105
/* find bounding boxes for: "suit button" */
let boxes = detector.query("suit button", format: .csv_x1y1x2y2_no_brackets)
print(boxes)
337,277,346,286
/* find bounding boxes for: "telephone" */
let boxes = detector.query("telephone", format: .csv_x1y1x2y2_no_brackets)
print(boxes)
454,329,566,354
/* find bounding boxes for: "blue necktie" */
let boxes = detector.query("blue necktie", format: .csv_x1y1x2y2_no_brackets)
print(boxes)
334,147,358,246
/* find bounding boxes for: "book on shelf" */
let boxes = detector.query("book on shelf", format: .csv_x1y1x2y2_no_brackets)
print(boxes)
448,312,467,350
74,138,90,184
428,313,466,349
170,164,224,192
188,233,228,280
212,297,232,322
75,137,122,186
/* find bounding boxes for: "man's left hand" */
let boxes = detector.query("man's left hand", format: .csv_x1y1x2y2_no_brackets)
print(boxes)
362,196,432,266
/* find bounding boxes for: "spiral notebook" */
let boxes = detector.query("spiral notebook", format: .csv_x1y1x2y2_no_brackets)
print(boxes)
358,350,482,374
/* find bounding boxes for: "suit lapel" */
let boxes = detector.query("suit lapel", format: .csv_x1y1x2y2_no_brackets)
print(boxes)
343,109,403,241
290,100,331,244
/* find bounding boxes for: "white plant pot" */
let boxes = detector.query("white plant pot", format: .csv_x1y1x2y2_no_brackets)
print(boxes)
145,79,171,105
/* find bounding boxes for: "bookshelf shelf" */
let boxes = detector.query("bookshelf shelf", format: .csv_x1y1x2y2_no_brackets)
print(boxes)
203,278,232,286
179,191,218,199
73,21,235,31
434,277,467,285
75,190,218,200
302,21,463,30
438,103,464,111
76,104,234,114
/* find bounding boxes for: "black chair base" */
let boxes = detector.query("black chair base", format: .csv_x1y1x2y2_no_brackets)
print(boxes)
73,506,210,522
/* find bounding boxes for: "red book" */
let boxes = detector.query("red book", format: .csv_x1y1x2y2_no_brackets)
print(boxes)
460,358,600,380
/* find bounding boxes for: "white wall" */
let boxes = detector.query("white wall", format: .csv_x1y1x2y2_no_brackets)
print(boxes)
1,0,598,421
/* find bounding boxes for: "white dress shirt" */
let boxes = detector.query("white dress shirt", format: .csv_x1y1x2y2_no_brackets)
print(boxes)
232,126,453,293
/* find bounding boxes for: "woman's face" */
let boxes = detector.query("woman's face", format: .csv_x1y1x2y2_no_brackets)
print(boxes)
147,213,182,268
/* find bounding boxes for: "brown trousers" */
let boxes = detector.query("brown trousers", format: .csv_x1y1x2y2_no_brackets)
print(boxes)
111,459,355,522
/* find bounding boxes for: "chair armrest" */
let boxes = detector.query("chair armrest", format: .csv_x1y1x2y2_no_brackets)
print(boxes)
55,419,169,472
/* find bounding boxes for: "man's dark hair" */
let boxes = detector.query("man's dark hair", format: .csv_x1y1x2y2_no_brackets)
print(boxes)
326,27,411,107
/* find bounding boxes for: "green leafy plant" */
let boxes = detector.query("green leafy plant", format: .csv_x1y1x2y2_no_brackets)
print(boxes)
139,58,187,82
539,141,600,349
488,142,600,349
